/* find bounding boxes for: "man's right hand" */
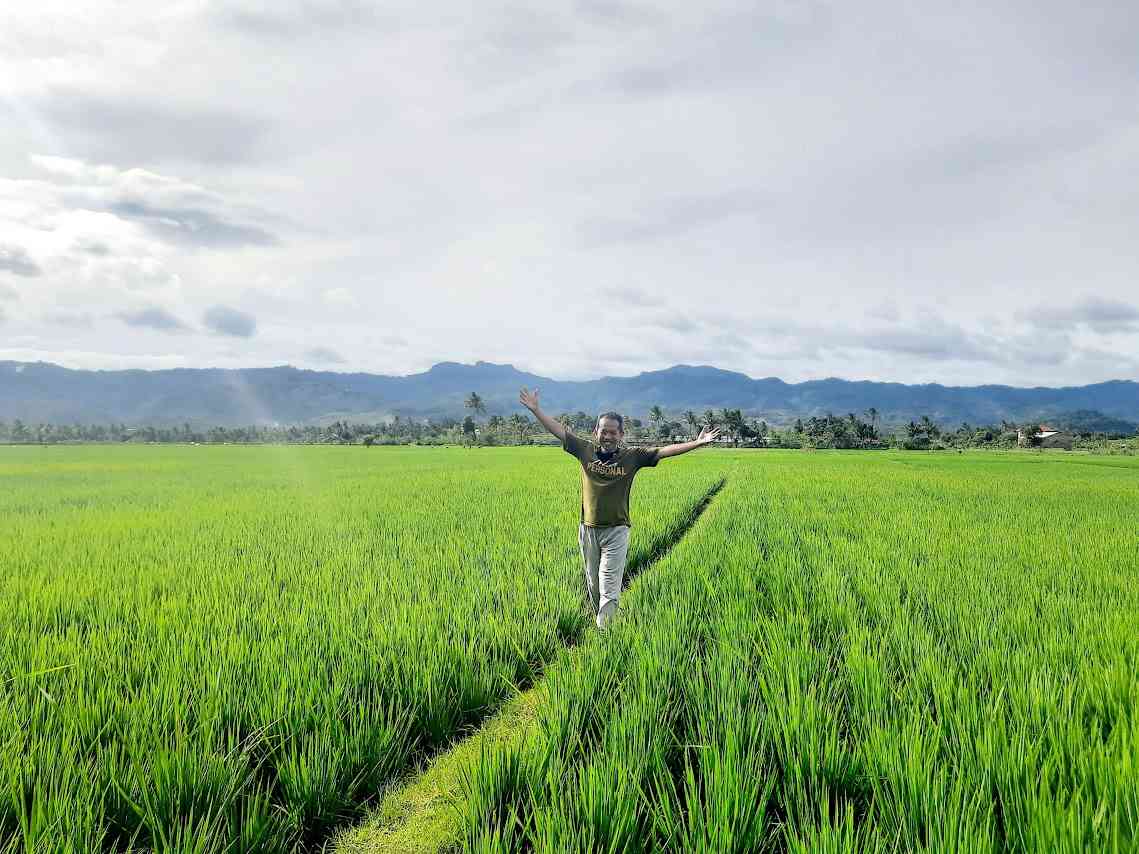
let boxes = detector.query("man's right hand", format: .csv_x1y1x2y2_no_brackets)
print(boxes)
519,387,540,413
521,387,567,441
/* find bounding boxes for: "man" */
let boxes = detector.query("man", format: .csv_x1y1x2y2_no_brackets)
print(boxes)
519,387,721,629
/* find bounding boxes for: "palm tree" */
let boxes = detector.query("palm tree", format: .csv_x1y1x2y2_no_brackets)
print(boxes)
648,405,665,438
684,410,699,438
721,408,747,446
865,407,879,434
719,408,742,445
465,392,486,418
508,413,529,444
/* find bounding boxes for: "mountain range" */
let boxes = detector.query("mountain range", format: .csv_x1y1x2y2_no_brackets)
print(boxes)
1,360,1136,429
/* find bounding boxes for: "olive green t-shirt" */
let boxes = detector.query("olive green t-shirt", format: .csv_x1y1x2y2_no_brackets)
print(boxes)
563,431,659,528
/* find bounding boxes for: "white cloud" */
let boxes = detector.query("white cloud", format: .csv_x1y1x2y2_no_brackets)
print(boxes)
305,345,347,364
0,155,277,305
322,287,356,306
0,347,209,370
41,310,94,329
0,245,41,276
28,154,111,180
0,1,1136,386
116,306,190,332
1019,297,1139,335
203,304,257,338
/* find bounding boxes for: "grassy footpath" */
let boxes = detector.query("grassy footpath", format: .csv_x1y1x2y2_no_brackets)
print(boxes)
334,474,731,853
334,672,543,853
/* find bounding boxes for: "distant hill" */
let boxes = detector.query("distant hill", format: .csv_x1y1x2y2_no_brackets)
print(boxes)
1,360,1136,429
1049,409,1139,436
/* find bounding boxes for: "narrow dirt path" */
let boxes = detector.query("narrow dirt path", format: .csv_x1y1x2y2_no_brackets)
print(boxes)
332,478,726,853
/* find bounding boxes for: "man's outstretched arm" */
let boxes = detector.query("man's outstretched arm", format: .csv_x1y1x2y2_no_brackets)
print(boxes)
655,426,721,460
519,387,567,442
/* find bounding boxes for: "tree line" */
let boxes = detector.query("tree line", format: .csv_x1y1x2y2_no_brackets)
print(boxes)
2,397,1134,453
0,418,464,446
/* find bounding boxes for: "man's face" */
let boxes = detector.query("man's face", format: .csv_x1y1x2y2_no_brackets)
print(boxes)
594,417,622,452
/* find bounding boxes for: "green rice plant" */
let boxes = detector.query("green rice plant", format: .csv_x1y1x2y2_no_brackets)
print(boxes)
454,451,1139,851
0,445,724,851
9,446,1138,851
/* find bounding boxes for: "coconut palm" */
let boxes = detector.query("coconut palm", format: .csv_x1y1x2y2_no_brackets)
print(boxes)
721,408,747,446
464,392,486,418
684,410,700,438
508,413,529,444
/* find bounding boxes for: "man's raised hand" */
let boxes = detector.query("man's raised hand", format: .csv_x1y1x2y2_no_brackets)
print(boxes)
519,387,540,413
697,426,721,445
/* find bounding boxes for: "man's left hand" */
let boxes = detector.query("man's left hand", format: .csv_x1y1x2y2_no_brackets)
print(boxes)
696,427,721,445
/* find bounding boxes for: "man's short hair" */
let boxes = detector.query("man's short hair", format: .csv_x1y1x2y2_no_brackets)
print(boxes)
595,411,624,432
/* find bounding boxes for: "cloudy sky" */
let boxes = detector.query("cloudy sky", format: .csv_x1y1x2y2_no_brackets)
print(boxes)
2,1,1137,385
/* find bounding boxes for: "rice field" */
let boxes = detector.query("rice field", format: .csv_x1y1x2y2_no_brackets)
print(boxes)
0,445,722,851
457,452,1139,852
2,446,1137,852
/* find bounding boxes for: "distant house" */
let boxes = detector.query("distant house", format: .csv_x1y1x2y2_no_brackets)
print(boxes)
1017,427,1074,450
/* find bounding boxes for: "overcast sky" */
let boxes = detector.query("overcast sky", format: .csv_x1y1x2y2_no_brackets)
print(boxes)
2,1,1137,385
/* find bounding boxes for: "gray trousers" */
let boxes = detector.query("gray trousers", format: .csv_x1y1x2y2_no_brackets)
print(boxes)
578,523,630,628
